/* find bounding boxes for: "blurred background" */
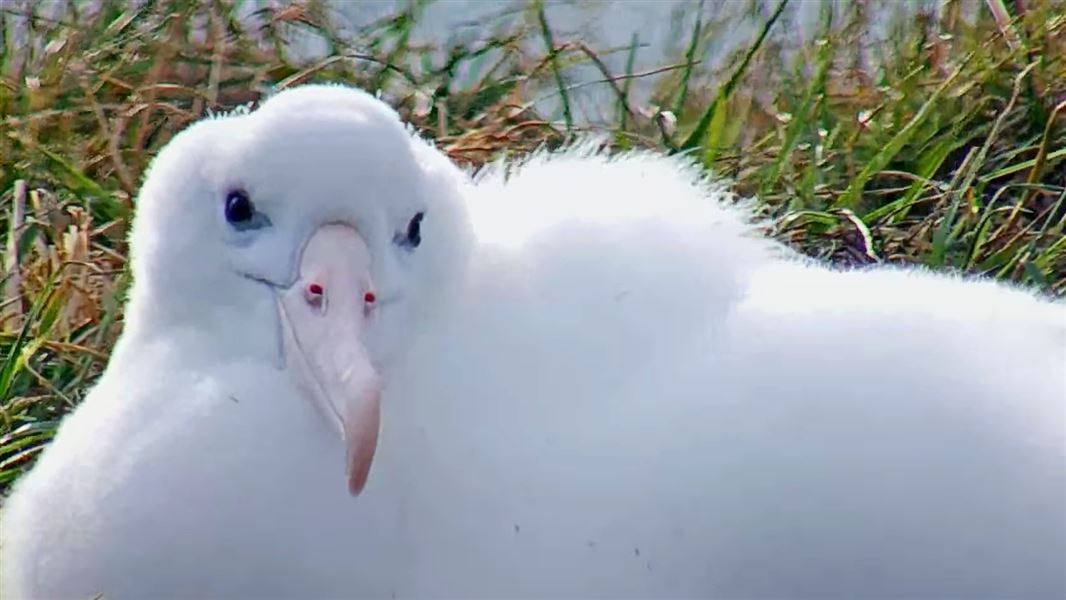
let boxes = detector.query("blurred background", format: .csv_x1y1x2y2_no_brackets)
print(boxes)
283,0,942,122
1,0,1064,491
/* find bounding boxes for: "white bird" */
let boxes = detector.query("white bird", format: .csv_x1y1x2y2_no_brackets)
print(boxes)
2,83,1063,600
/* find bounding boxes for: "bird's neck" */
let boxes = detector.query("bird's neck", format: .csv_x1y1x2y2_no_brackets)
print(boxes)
121,275,284,366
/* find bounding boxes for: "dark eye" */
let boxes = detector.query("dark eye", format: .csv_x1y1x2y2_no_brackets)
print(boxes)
224,189,271,231
397,212,424,249
225,189,253,223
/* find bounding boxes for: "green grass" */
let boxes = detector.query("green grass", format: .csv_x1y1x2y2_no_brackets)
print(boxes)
2,0,1065,495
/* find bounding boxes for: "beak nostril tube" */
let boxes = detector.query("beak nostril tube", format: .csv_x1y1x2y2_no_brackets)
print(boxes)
305,282,325,309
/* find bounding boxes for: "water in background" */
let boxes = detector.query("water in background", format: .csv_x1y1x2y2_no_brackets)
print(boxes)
8,0,960,123
315,0,957,123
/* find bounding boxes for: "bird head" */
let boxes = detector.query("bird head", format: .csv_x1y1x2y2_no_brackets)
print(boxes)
123,83,472,495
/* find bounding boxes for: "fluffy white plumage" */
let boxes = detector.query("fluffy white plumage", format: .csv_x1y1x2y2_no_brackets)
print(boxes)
2,83,1063,599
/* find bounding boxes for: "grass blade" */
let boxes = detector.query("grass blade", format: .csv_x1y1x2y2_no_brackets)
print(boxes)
837,51,976,208
678,0,790,163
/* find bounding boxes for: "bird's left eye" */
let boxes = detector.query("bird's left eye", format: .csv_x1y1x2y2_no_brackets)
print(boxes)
395,212,424,249
224,189,271,231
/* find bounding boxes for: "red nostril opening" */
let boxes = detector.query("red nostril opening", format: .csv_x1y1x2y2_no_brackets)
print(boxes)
364,291,376,304
308,283,324,296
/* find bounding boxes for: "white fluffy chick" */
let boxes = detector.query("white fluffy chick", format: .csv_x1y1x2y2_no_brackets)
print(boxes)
2,83,1063,600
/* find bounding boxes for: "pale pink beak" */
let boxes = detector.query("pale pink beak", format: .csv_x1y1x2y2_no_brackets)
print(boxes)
276,224,381,496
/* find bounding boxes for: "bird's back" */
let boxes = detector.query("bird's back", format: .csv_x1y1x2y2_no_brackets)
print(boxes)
382,248,1064,598
374,148,1066,598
